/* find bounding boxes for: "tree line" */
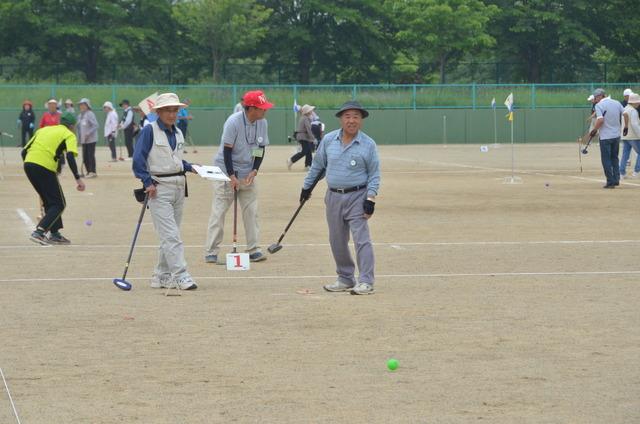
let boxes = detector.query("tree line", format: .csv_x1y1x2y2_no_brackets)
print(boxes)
0,0,638,84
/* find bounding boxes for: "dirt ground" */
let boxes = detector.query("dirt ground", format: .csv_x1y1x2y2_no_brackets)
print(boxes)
0,142,639,423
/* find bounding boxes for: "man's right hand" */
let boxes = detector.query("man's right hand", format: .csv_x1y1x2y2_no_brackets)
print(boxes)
76,179,85,192
145,184,157,198
623,127,629,136
230,174,240,190
300,187,312,203
589,129,598,138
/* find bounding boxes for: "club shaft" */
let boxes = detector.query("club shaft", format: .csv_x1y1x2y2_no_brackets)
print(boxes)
121,194,148,280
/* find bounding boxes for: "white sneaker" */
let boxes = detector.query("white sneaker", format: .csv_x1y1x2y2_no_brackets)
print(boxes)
125,157,132,161
323,280,354,292
86,172,97,178
172,276,198,290
150,274,171,288
633,172,638,178
286,158,293,170
350,283,375,295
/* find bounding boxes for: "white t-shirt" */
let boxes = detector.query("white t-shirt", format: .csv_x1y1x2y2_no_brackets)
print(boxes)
622,105,640,140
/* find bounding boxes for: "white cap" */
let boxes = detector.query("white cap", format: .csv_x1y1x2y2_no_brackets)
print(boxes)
151,93,186,111
587,95,594,102
623,88,633,97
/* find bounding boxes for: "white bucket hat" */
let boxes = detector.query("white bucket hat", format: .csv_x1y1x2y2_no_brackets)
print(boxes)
102,101,114,110
78,98,92,109
300,104,316,115
152,93,186,111
628,93,640,105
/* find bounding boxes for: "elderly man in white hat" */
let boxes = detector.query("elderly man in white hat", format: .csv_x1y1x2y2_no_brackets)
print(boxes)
132,92,199,290
287,103,317,170
622,88,633,107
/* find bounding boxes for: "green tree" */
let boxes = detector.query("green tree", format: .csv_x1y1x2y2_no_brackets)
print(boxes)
391,0,498,83
486,0,597,82
174,0,271,82
258,0,395,84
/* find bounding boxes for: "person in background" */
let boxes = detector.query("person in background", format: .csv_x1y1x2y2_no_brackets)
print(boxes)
590,88,624,188
18,100,36,147
39,98,61,128
103,101,119,163
22,112,85,245
177,98,192,138
620,93,640,178
132,92,198,291
64,99,75,114
118,99,135,160
622,88,633,108
233,98,244,114
77,98,99,178
287,104,316,171
310,109,324,150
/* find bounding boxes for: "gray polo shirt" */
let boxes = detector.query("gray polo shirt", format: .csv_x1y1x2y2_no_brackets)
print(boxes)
214,111,269,179
595,97,624,140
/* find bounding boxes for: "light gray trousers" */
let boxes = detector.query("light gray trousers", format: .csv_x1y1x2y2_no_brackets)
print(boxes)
148,178,190,281
205,180,261,255
324,189,375,285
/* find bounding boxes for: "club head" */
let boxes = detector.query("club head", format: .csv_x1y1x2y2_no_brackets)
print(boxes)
581,148,588,154
113,278,132,291
267,243,282,254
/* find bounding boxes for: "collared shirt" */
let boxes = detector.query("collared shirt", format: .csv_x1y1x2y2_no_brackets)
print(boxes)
304,129,380,197
213,111,269,179
121,107,133,129
39,111,60,128
132,119,192,187
595,97,624,140
24,125,78,173
104,110,119,137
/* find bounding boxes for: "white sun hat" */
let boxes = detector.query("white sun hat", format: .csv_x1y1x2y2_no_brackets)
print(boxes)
628,93,640,104
623,88,633,97
152,93,186,111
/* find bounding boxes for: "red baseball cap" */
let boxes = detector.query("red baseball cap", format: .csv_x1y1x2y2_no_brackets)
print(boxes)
242,90,274,110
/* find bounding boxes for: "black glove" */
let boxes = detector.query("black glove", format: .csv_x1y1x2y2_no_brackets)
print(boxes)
300,187,312,203
623,127,629,136
363,199,375,215
589,129,597,138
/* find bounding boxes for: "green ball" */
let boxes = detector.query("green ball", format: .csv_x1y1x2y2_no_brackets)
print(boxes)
387,358,399,371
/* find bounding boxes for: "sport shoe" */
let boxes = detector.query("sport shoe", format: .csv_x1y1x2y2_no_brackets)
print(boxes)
249,251,267,262
47,232,71,245
172,276,197,290
205,254,221,264
86,172,97,178
350,283,375,295
286,158,293,171
150,274,171,288
633,172,638,178
29,230,49,245
323,280,355,292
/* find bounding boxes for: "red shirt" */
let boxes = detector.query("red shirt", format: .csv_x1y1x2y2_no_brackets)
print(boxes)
39,111,61,128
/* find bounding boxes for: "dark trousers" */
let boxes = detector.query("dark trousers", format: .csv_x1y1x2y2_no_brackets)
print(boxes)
178,121,188,138
599,137,620,185
82,143,96,173
24,162,65,233
124,126,134,158
290,140,313,167
21,127,34,147
107,135,116,159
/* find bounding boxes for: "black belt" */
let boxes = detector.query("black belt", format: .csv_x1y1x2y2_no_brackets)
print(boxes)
152,171,188,197
329,185,366,194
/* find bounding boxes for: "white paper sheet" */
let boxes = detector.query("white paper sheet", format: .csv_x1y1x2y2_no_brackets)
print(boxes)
192,165,231,181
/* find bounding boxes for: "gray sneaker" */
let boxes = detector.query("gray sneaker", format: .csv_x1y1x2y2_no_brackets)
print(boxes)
29,230,49,246
47,232,71,245
323,280,355,292
350,283,374,295
172,276,198,290
205,254,221,264
150,274,171,289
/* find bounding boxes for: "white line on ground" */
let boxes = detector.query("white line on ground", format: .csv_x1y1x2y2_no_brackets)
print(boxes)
15,208,34,231
2,239,640,250
0,367,22,424
1,270,640,283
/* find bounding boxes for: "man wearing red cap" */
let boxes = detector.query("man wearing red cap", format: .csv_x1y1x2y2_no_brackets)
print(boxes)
205,90,273,264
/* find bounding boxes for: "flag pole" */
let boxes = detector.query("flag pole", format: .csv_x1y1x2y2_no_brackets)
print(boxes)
493,108,498,148
510,117,515,179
